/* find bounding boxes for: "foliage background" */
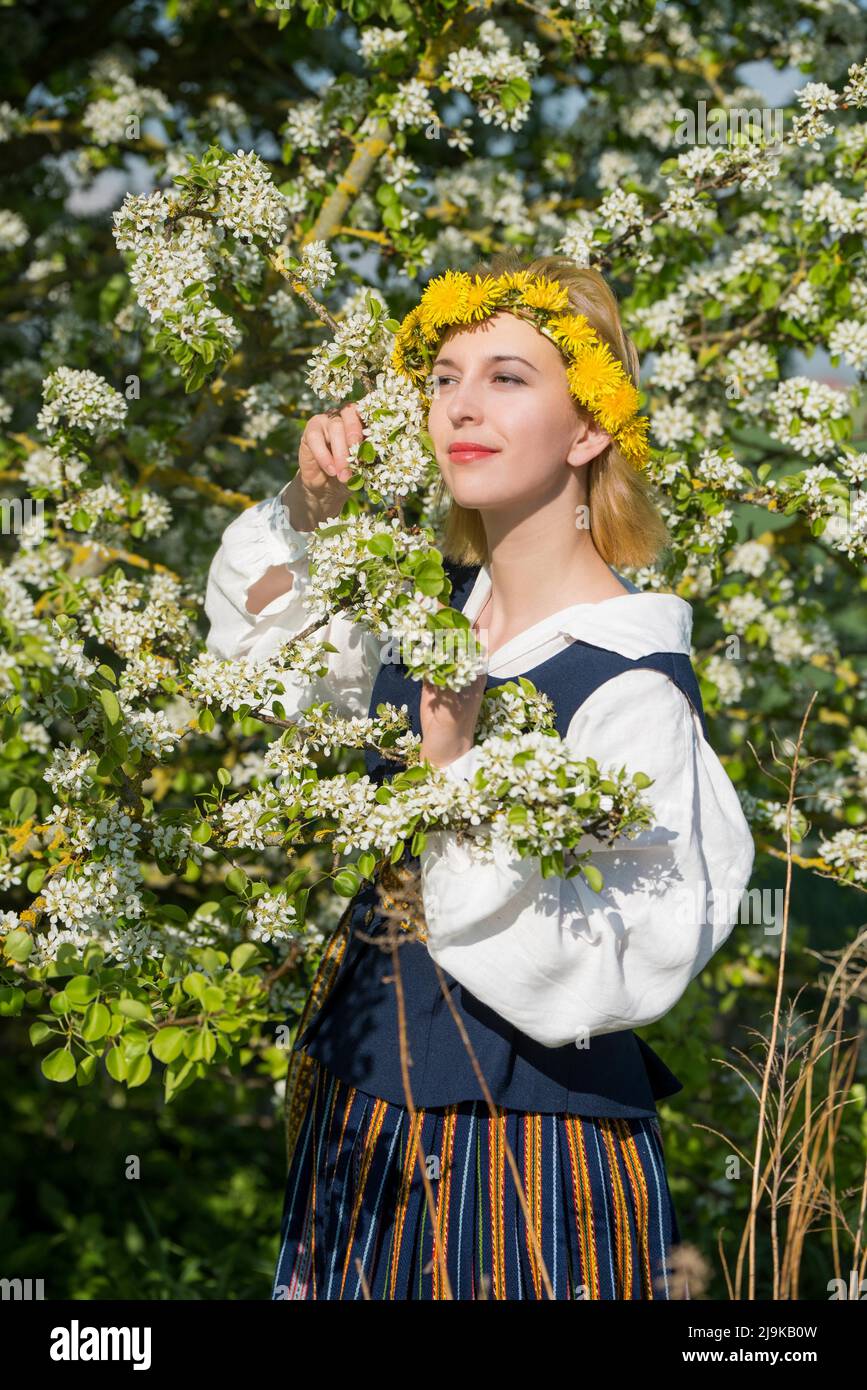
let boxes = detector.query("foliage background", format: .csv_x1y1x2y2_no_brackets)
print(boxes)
1,0,866,1299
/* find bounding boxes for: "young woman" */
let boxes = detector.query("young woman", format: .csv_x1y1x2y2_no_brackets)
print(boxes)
205,253,755,1300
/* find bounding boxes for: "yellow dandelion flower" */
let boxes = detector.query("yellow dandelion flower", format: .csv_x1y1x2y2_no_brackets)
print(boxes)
547,313,599,355
615,414,651,468
595,379,640,433
520,275,571,313
391,307,420,372
464,274,509,321
418,270,473,333
567,342,627,406
498,270,534,294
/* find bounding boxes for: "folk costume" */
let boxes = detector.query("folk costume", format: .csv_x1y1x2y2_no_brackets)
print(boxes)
204,266,755,1299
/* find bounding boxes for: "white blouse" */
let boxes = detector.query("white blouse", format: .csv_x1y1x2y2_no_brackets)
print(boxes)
205,492,756,1049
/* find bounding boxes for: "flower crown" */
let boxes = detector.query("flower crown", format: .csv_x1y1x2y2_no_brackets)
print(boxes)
390,268,651,471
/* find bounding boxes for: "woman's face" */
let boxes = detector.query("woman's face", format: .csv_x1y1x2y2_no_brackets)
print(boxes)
426,310,609,512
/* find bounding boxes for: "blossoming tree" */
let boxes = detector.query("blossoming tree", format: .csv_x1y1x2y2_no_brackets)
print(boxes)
1,1,865,1113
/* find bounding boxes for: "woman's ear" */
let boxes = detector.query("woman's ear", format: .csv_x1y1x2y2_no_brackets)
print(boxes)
566,414,612,468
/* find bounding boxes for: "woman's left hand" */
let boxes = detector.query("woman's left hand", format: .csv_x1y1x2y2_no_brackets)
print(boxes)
418,593,487,768
419,670,487,770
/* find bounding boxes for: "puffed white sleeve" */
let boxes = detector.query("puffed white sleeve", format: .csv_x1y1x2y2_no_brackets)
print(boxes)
417,668,756,1047
204,491,382,720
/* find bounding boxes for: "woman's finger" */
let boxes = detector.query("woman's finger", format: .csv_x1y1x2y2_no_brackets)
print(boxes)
324,414,352,482
301,418,341,481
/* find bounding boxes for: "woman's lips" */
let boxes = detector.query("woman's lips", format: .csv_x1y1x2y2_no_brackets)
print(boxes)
449,446,499,461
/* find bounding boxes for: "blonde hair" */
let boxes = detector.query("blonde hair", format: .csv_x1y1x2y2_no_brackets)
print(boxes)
429,250,670,571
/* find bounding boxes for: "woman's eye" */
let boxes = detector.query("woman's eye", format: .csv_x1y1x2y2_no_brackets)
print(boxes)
429,374,524,388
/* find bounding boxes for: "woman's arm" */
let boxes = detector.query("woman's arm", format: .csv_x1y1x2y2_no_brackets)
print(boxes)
417,667,756,1047
204,481,381,721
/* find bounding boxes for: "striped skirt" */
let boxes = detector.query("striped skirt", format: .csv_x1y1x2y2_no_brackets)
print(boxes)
271,1055,687,1301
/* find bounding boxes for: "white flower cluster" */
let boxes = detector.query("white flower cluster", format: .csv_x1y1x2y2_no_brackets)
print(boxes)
388,78,438,133
693,447,750,490
702,653,746,706
799,182,867,239
82,73,172,146
767,376,850,457
151,819,203,869
55,482,120,530
842,60,867,107
221,791,280,850
36,367,128,438
291,239,336,289
736,792,809,842
819,828,867,884
282,98,345,152
727,539,773,578
0,570,39,633
216,149,291,245
113,189,240,349
0,209,29,251
245,892,300,944
120,651,178,695
724,341,778,396
444,22,540,133
358,27,407,65
778,279,821,324
36,806,146,959
44,745,97,798
474,680,556,742
556,210,597,268
304,515,426,620
827,319,867,372
186,649,278,712
346,366,434,499
771,457,867,562
77,571,195,661
21,445,87,494
0,101,24,141
647,346,699,391
304,302,393,401
242,382,286,441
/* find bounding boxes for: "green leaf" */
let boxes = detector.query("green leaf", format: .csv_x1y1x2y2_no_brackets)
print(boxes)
10,786,37,821
333,867,361,896
99,688,122,726
66,974,99,1004
27,865,46,893
367,533,395,557
29,1020,52,1045
126,1053,152,1088
105,1044,128,1082
152,1027,185,1064
81,1002,112,1041
0,986,25,1016
198,707,216,732
76,1054,99,1086
116,997,151,1020
42,1048,76,1083
580,863,604,894
230,942,263,972
3,927,34,962
186,1025,216,1062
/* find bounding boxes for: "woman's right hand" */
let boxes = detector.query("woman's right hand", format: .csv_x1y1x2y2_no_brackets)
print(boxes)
298,402,364,491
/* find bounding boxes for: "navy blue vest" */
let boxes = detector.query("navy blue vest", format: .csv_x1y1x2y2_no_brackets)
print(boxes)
295,560,706,1115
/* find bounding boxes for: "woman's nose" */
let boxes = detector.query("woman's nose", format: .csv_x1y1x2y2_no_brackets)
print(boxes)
445,382,483,423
